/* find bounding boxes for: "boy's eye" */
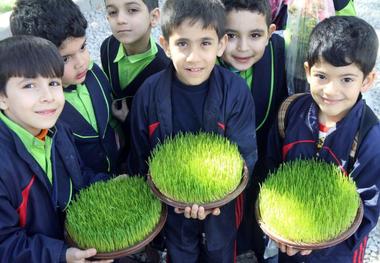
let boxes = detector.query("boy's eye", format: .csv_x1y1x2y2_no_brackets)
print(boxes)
127,8,139,14
62,56,70,64
250,33,262,38
80,42,87,51
342,77,353,83
226,33,238,39
50,80,62,87
23,83,35,89
107,9,118,17
176,41,188,48
314,73,326,80
202,41,212,46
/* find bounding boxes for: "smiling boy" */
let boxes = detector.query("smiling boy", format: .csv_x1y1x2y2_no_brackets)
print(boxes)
127,0,257,261
10,0,120,174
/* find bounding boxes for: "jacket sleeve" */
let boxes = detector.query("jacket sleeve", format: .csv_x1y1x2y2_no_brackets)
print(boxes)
0,177,67,263
341,125,380,251
126,82,151,176
226,79,258,179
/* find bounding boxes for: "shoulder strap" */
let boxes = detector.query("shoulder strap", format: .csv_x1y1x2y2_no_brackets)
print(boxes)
348,104,379,172
278,93,307,139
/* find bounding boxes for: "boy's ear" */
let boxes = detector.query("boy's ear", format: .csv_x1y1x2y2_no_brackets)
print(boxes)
159,35,171,58
304,62,311,84
0,95,8,110
361,70,376,93
217,34,228,57
150,8,160,28
268,23,276,38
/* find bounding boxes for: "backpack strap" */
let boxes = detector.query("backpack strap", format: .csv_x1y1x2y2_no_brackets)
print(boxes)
348,104,379,172
278,93,307,139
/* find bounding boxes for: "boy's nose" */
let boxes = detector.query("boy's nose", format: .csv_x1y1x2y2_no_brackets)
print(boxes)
237,38,249,52
40,86,54,102
186,48,201,62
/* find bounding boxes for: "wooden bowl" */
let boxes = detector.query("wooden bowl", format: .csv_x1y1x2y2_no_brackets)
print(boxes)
65,204,167,260
147,163,249,210
255,199,364,250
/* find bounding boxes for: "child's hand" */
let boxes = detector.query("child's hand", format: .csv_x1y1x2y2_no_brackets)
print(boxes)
275,241,312,256
66,247,114,263
174,204,221,220
112,99,129,122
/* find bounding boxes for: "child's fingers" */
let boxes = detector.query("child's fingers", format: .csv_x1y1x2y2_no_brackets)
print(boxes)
190,204,199,219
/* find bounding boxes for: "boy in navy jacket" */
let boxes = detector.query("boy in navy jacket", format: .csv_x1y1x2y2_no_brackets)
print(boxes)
0,36,112,263
127,0,257,261
219,1,288,260
10,0,120,174
266,16,380,263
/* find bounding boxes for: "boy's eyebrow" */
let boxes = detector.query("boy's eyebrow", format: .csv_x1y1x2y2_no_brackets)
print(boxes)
175,37,216,42
225,28,266,34
106,1,141,9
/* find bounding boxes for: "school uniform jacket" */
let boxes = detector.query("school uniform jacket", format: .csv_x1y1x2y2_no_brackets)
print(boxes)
0,120,109,263
60,63,118,174
100,35,171,109
251,33,288,182
127,64,257,250
266,94,380,263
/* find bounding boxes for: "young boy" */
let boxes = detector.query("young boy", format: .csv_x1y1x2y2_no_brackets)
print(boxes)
266,16,380,263
10,0,119,174
0,35,113,263
127,0,258,261
101,0,170,110
219,0,288,260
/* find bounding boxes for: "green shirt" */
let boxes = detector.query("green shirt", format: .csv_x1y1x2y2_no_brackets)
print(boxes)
114,37,158,89
216,58,253,89
335,0,356,16
64,62,98,132
0,111,53,184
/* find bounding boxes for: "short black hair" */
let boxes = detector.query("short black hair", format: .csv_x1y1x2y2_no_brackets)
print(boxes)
0,35,64,94
10,0,87,48
104,0,158,11
222,0,271,27
307,16,379,77
161,0,226,40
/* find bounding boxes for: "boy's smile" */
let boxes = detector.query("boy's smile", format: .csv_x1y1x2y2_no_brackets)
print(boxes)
305,60,375,125
160,19,227,86
0,76,65,136
222,10,275,71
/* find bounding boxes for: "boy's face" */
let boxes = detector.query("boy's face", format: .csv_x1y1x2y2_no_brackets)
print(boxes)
221,10,275,71
305,60,375,124
0,76,65,135
106,0,159,52
160,19,227,86
59,37,90,87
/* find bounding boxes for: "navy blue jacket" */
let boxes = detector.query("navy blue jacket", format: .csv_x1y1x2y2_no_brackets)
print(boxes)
100,35,170,109
266,94,380,263
0,120,109,263
61,63,118,174
127,64,258,249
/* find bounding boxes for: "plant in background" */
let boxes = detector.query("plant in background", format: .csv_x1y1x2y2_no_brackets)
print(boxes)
149,132,244,204
0,0,15,14
66,177,162,253
259,159,360,243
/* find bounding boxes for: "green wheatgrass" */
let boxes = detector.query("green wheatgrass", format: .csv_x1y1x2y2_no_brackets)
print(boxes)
66,177,162,252
149,132,243,203
259,159,360,243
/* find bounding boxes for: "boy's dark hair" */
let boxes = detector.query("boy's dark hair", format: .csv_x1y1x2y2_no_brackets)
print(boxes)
307,16,379,77
10,0,87,47
143,0,158,11
0,36,64,94
222,0,271,27
161,0,226,40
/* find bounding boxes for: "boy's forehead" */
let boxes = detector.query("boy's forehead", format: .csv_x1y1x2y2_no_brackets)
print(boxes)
225,9,269,30
169,19,218,40
105,0,146,7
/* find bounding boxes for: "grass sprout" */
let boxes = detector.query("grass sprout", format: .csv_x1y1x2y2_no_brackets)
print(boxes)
259,159,360,243
149,132,243,203
66,177,162,252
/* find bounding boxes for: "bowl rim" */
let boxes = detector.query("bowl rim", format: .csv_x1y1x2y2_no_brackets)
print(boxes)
255,198,364,250
147,163,249,210
65,203,168,260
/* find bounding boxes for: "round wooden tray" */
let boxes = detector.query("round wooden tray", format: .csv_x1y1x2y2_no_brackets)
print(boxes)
147,163,249,210
255,198,364,250
65,204,167,260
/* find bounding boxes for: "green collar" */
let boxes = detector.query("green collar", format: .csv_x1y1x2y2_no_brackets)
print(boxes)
113,37,158,64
